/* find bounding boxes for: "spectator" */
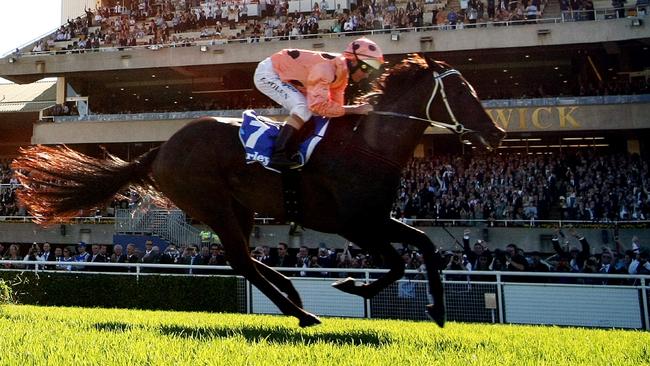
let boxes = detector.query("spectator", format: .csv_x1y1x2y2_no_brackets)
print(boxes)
3,244,24,269
525,2,538,22
259,245,273,266
273,242,295,267
141,240,159,269
126,243,139,272
109,244,127,271
181,245,201,274
552,228,590,272
58,247,75,271
110,244,127,263
207,244,227,266
75,242,90,268
87,244,108,271
462,229,490,269
38,242,56,270
160,243,181,265
296,245,310,276
504,244,528,271
635,250,650,275
320,0,330,17
23,244,40,269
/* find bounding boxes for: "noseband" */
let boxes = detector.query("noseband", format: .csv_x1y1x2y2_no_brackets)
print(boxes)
372,68,476,143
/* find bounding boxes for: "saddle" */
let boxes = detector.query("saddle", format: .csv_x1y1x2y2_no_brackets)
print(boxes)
239,110,330,173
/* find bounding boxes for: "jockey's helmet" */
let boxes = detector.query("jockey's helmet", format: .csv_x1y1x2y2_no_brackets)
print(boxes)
343,37,384,72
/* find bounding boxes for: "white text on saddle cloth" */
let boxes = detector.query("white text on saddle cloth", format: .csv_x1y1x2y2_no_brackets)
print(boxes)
238,109,330,172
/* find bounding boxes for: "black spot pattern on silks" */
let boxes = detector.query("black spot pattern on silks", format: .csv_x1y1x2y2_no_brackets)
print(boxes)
369,44,376,51
321,53,336,60
287,50,301,59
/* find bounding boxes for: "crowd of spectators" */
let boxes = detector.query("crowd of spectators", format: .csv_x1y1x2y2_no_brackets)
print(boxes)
2,150,649,222
30,0,648,61
441,228,650,282
27,0,554,56
252,226,650,283
3,227,647,285
0,240,227,274
393,151,650,223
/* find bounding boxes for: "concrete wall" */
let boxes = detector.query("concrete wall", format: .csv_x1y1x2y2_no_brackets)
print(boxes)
3,221,646,254
0,222,114,245
1,18,646,79
31,100,650,144
248,225,650,253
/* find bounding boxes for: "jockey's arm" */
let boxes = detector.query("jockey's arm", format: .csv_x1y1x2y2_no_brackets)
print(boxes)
306,69,346,117
307,67,373,117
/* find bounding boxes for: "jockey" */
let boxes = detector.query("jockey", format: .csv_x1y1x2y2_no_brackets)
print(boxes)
253,37,384,170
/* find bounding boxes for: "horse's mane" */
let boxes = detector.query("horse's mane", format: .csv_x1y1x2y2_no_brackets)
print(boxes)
362,54,435,104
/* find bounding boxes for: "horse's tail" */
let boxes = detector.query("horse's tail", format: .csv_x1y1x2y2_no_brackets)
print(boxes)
11,145,162,225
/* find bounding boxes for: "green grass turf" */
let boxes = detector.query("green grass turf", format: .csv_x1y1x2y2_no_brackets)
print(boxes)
0,305,647,366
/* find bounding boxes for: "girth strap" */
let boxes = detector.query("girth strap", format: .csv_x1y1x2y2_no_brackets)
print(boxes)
281,169,302,223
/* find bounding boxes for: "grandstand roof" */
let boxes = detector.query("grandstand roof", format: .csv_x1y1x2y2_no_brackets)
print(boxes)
0,80,55,113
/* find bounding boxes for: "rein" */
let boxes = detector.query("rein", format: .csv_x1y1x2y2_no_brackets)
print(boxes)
371,68,475,142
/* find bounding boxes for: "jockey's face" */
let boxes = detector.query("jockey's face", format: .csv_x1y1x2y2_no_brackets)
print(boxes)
349,60,372,83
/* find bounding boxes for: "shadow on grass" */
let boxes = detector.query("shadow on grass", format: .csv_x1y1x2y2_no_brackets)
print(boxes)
157,324,391,346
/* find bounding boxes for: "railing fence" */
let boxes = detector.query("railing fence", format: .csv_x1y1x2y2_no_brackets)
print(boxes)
1,260,648,330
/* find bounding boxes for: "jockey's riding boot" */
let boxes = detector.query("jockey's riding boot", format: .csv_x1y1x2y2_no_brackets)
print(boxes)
269,125,301,170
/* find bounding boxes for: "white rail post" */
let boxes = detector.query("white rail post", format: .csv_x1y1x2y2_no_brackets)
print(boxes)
365,270,372,319
641,277,649,331
496,271,504,324
246,279,252,314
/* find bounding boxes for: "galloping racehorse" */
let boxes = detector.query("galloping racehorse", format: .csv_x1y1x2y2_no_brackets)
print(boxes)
13,55,505,328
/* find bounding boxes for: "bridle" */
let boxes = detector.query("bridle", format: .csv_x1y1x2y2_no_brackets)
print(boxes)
371,68,476,144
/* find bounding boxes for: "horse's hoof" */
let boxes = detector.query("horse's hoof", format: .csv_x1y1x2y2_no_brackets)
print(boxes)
332,277,358,294
299,313,322,328
426,304,446,328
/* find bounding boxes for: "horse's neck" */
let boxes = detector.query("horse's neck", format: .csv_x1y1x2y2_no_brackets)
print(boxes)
356,113,428,168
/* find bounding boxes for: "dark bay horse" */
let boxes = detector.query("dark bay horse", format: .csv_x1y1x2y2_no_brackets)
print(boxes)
13,55,505,328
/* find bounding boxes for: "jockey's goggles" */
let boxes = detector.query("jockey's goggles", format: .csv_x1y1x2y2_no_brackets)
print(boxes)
358,59,382,73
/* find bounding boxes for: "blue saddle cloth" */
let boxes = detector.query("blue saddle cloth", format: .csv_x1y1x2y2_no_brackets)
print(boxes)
238,110,330,172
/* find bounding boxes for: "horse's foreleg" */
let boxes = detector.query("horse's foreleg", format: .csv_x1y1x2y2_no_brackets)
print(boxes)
332,240,404,299
385,219,446,328
252,259,304,308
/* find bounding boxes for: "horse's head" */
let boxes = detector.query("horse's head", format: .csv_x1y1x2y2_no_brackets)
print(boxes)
423,58,505,150
373,55,505,151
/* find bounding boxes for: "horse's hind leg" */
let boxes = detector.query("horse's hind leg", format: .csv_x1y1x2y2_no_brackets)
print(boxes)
231,200,304,308
384,218,446,328
332,238,404,299
208,201,319,327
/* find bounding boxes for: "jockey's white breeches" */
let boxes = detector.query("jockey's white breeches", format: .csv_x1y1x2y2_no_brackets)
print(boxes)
253,57,313,123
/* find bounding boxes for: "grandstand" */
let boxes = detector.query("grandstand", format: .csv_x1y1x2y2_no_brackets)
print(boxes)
0,0,649,249
0,0,649,331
